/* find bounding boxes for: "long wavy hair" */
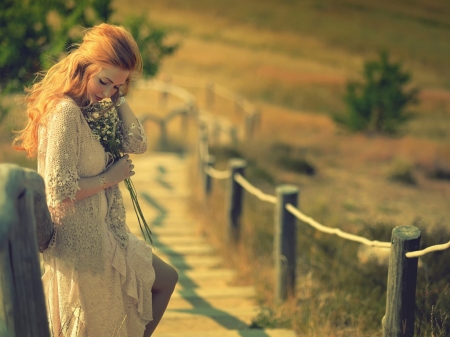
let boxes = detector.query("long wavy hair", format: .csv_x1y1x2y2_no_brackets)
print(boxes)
14,23,143,157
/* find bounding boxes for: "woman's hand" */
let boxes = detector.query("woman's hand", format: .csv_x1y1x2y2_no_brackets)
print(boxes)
105,154,135,185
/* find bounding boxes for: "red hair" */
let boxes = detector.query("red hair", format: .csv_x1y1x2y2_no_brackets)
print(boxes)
14,23,143,157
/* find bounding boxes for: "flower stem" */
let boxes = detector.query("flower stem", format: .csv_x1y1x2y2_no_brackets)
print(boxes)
124,177,153,245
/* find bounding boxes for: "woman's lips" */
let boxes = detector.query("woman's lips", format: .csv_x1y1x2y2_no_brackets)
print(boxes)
95,95,103,101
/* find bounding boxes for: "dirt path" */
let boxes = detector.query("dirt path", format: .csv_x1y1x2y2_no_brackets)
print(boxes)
121,152,296,337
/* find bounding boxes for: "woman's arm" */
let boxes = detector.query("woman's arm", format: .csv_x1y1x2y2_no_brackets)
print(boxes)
116,98,148,154
66,154,135,202
116,100,142,139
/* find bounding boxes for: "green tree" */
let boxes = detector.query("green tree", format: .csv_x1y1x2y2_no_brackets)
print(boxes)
337,51,419,134
0,0,177,92
125,15,179,78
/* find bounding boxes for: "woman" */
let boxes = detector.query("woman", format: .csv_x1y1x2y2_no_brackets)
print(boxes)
14,23,178,337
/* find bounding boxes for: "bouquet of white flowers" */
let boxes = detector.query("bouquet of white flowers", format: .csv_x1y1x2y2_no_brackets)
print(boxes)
82,100,152,244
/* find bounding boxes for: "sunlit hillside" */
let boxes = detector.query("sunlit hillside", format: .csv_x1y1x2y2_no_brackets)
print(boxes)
1,0,449,335
115,1,450,335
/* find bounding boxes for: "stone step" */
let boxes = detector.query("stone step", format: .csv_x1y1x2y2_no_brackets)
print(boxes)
175,269,236,289
168,296,256,310
157,307,258,332
177,269,235,280
159,255,223,270
128,221,196,235
155,244,215,256
155,329,297,337
138,190,191,198
172,286,255,300
169,286,255,311
154,235,206,246
123,153,296,337
127,215,198,225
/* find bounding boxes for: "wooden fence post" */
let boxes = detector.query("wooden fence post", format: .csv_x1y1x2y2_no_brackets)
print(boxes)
234,95,244,115
245,113,256,140
382,226,421,337
206,82,215,108
180,110,188,139
182,101,196,139
253,108,261,130
229,127,238,146
160,75,171,108
204,155,216,196
227,158,246,243
212,123,221,146
198,125,209,180
274,185,299,304
0,165,52,337
159,120,168,149
0,244,15,336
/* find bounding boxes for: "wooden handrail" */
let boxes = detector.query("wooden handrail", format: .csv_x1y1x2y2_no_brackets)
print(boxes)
0,164,53,337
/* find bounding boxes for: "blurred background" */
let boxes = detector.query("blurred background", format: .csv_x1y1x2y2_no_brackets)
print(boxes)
1,0,450,335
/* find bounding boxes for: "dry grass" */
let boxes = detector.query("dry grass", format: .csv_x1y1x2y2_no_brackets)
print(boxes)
2,0,450,335
137,2,450,331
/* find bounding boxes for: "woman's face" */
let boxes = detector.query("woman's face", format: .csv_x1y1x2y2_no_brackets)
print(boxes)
86,66,130,103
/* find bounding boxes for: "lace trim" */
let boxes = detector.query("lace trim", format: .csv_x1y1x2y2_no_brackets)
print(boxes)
120,118,147,154
46,168,81,208
110,232,154,322
105,185,129,249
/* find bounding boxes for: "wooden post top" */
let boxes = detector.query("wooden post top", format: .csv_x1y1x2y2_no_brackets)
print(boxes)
0,163,53,252
206,155,216,164
0,163,27,249
228,158,247,169
276,185,299,196
392,226,421,240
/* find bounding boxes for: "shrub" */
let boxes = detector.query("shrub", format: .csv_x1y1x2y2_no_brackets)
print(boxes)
271,143,316,176
427,161,450,181
387,157,416,185
336,51,419,134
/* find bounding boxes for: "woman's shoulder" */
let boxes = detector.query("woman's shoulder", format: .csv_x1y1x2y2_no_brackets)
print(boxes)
55,96,81,113
47,96,83,125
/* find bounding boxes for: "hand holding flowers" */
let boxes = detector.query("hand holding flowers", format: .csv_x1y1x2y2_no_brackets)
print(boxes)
82,100,152,244
106,154,135,183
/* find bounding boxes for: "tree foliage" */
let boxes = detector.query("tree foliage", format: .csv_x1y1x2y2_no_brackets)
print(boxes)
0,0,177,93
125,16,179,78
337,51,419,134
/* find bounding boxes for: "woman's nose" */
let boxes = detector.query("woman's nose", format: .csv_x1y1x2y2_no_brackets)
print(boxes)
103,87,114,98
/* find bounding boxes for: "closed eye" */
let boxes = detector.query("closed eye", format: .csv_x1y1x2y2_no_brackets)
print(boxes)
99,79,120,91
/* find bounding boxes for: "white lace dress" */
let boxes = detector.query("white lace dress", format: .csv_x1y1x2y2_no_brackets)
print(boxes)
38,97,155,337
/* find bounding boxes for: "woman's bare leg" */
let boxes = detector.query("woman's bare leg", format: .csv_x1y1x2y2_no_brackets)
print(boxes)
143,253,178,337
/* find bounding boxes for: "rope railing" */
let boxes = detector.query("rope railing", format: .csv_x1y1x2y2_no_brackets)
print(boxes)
226,168,391,247
157,74,261,142
285,204,391,248
137,79,196,104
405,240,450,258
156,74,256,114
206,166,391,247
191,78,448,337
234,173,277,204
212,83,255,111
204,166,231,180
211,83,237,102
135,74,450,337
208,163,450,256
196,94,449,258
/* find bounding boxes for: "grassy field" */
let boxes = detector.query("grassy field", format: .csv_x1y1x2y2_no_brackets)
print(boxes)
2,0,450,335
113,1,450,336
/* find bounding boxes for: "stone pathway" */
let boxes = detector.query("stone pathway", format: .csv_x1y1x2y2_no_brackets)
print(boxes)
121,152,296,337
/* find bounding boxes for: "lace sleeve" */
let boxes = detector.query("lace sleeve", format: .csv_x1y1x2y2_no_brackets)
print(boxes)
43,100,81,208
119,117,148,154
